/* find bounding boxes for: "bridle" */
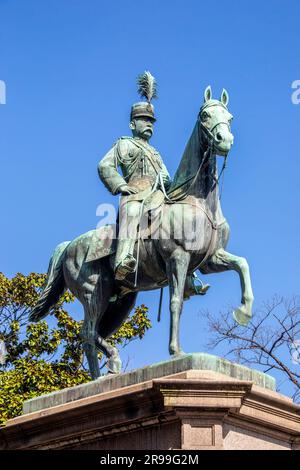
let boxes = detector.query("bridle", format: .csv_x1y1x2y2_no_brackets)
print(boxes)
199,101,232,198
199,101,232,149
164,101,232,201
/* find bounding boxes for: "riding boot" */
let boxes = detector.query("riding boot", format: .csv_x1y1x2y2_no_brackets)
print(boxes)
114,237,137,280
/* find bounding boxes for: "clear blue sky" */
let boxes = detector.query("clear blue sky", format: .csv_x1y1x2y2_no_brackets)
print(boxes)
1,1,300,394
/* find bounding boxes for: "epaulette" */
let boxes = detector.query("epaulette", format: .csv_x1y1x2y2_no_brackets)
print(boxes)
118,136,134,142
114,136,134,148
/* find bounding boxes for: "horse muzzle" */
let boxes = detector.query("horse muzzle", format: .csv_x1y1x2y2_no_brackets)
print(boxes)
213,129,234,156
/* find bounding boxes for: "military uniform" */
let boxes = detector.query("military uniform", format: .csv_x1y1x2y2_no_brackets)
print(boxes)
98,136,171,197
98,135,171,279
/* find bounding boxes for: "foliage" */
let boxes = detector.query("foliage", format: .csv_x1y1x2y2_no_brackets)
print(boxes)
0,272,151,425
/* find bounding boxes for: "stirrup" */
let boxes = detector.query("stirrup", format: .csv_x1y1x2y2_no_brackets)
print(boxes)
184,272,210,300
192,272,210,295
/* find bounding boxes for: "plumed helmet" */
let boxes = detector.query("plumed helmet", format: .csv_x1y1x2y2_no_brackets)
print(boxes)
130,71,157,122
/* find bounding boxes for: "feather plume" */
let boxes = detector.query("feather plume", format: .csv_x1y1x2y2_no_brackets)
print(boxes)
137,71,157,102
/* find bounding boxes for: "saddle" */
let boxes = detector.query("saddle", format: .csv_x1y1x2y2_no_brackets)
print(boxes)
123,189,165,214
85,185,218,263
85,225,117,263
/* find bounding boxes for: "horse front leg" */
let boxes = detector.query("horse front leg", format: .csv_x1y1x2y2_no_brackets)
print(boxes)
201,248,254,325
166,248,191,356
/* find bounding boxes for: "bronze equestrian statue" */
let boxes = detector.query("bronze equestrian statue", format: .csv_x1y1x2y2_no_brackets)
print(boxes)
30,72,254,379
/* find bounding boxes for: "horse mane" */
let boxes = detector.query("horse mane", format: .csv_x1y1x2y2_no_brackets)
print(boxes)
168,119,203,193
167,115,217,200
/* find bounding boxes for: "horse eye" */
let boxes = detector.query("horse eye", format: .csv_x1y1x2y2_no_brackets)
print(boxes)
202,112,210,120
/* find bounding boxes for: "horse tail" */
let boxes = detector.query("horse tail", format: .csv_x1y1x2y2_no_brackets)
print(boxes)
29,241,70,322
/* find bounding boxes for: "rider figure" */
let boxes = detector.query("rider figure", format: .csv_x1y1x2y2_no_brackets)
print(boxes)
98,71,209,296
98,71,170,280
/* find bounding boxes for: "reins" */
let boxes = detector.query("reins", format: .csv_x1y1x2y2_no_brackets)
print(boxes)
132,111,230,321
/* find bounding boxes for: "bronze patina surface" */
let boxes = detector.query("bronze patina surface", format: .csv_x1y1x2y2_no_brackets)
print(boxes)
29,75,253,380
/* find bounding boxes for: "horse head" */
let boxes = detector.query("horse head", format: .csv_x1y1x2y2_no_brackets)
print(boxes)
199,85,234,157
166,85,235,198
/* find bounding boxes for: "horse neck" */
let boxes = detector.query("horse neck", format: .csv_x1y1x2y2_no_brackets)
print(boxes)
171,119,220,217
197,147,221,213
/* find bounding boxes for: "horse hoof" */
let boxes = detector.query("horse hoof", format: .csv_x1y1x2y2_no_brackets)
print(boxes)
233,305,251,326
106,355,122,374
170,349,186,357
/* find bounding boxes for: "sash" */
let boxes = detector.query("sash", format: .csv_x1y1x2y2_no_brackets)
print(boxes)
122,137,163,175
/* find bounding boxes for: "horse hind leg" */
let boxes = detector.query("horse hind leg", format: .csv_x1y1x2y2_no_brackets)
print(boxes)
81,302,101,380
80,272,113,379
95,292,138,374
82,299,124,376
94,336,122,374
81,309,100,380
82,295,120,378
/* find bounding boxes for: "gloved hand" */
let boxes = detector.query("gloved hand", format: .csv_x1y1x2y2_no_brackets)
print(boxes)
118,184,139,195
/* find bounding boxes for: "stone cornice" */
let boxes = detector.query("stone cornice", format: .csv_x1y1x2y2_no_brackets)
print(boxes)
1,368,299,450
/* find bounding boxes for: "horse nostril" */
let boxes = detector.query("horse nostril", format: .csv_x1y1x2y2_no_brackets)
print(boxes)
216,132,223,142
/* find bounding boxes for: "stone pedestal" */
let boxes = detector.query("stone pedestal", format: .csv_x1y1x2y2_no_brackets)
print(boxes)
0,353,299,450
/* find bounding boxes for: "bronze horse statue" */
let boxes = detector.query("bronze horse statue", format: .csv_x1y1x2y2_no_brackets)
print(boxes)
30,86,254,379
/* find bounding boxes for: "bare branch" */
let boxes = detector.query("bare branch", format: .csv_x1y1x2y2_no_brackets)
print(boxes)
200,295,300,402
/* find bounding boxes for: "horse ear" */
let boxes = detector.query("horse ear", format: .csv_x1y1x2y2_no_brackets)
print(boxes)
221,88,229,106
204,85,212,102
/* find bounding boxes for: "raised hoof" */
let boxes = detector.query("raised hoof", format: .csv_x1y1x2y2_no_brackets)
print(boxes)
233,305,252,326
106,355,122,374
